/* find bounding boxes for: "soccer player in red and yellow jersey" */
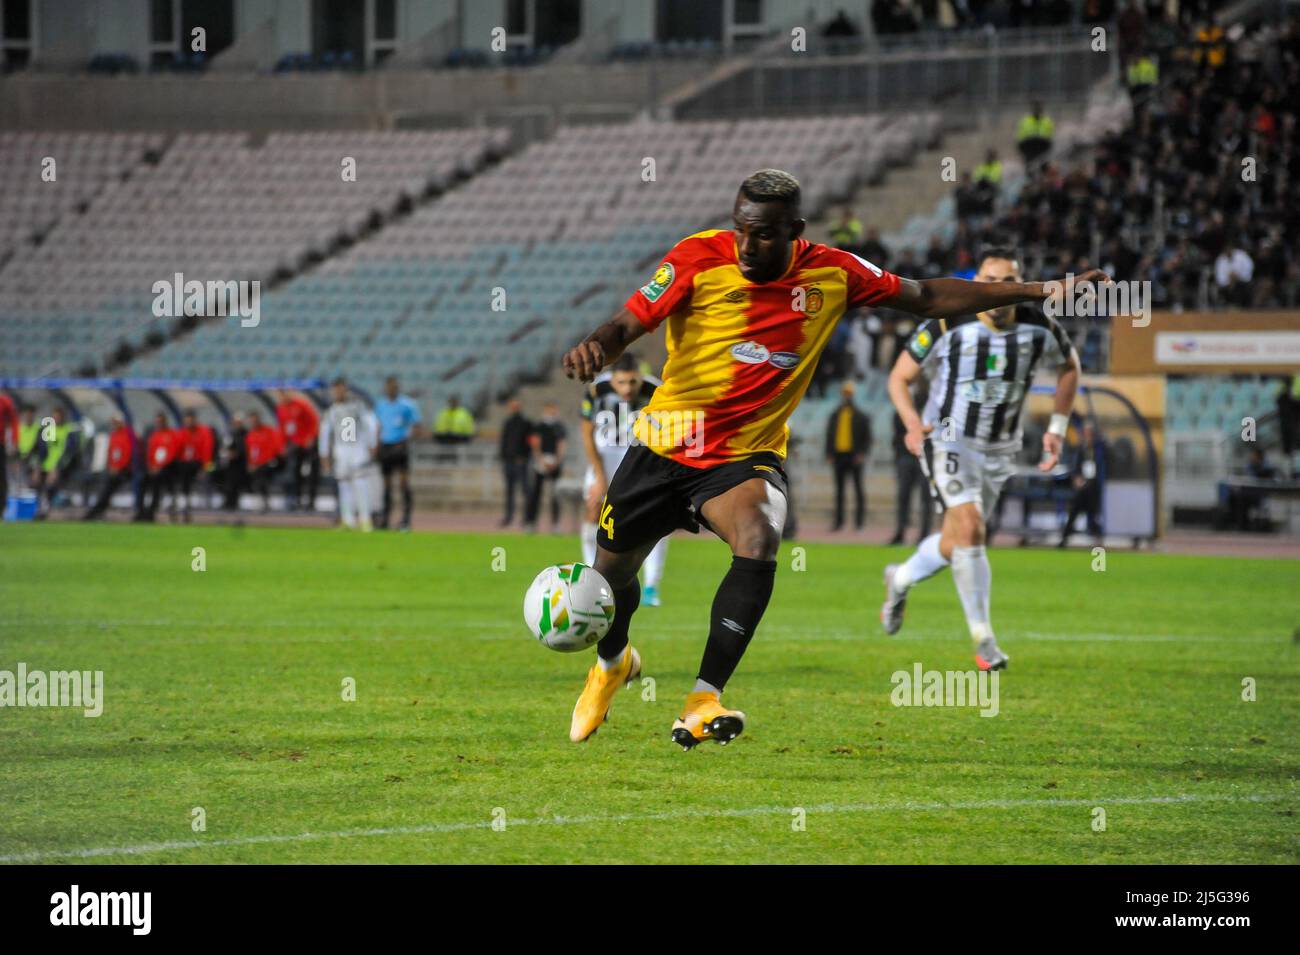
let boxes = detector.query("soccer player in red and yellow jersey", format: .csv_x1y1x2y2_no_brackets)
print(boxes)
561,169,1104,749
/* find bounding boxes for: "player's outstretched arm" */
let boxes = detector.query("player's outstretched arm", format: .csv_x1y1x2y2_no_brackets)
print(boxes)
887,351,931,457
562,308,647,383
884,270,1110,318
1041,349,1082,472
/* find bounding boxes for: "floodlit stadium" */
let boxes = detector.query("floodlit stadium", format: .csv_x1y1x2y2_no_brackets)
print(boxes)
0,0,1297,894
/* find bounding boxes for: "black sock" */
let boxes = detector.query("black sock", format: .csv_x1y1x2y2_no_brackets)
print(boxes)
596,579,641,661
402,485,412,523
698,556,777,690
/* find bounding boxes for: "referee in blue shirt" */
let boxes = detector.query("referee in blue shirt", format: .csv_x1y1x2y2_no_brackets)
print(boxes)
373,376,425,531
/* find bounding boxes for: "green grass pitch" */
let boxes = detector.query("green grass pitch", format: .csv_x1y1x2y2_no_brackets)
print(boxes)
1,521,1296,864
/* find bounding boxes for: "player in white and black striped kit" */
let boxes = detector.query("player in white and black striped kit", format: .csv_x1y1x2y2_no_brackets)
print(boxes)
579,353,670,605
882,249,1085,670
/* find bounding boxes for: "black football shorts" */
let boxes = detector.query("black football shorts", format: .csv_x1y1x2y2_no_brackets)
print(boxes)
596,445,788,553
378,441,410,476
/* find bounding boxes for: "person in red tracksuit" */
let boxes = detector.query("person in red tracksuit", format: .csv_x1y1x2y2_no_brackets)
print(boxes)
0,392,17,510
176,410,216,522
275,390,321,512
85,416,139,520
138,412,183,522
245,410,285,512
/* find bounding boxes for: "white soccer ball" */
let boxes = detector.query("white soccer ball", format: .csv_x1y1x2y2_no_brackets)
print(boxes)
523,562,616,652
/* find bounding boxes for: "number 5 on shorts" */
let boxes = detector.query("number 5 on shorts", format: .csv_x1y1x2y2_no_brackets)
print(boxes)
945,452,960,475
599,500,614,540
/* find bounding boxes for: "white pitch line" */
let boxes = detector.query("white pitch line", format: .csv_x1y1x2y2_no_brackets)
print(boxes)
0,619,1286,646
0,793,1288,863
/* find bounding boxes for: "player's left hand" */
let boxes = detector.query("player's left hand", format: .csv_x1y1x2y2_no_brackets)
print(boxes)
1040,432,1063,471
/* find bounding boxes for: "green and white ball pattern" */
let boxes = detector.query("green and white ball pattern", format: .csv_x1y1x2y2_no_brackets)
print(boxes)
523,562,616,652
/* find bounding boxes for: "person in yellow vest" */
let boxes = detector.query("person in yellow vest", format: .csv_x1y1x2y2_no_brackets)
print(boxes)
1016,100,1055,166
829,206,864,251
973,148,1002,187
16,404,45,490
36,405,82,519
433,395,476,445
824,380,872,532
1126,49,1158,101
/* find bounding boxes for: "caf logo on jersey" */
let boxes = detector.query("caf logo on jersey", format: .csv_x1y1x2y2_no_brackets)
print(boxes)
640,262,675,303
909,328,933,360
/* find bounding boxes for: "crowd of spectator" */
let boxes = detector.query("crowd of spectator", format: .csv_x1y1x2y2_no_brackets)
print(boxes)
866,1,1230,36
497,398,571,533
814,6,1300,395
935,9,1300,312
0,390,328,522
0,380,486,527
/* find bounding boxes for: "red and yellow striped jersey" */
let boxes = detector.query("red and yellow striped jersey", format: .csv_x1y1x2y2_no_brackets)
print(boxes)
624,229,900,467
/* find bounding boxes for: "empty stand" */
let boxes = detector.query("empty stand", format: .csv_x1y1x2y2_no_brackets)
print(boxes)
0,128,507,378
120,113,940,416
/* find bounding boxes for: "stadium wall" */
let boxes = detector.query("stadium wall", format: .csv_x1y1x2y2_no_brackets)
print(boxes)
0,61,709,130
29,0,879,68
1110,312,1300,377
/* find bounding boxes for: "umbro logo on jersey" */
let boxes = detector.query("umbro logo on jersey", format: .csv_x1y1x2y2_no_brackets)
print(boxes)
724,289,749,303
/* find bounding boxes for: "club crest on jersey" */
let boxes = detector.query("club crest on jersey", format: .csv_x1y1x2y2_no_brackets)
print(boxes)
802,286,824,316
986,354,1006,373
639,262,674,303
730,341,770,364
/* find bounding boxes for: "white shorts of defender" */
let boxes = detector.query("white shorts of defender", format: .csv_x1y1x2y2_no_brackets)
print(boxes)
582,449,629,498
923,440,1019,518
